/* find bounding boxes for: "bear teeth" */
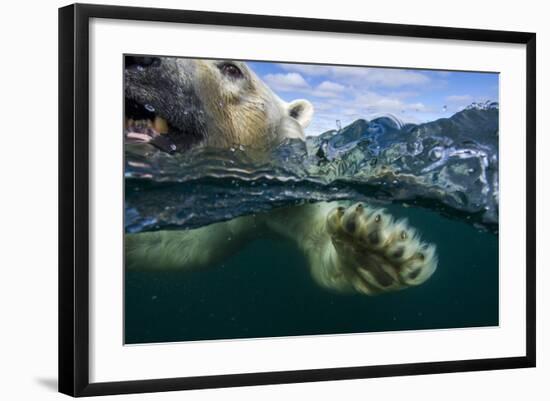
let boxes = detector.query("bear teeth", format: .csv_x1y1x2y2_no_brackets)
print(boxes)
153,116,169,134
125,117,170,135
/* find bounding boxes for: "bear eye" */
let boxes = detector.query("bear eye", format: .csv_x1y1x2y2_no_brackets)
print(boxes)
219,62,243,79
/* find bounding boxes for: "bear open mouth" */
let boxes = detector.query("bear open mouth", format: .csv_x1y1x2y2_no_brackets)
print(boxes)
125,97,182,154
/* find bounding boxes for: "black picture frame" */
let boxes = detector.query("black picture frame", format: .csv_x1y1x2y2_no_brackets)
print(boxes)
59,3,536,397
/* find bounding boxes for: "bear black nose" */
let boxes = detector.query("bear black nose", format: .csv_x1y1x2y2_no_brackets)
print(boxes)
125,56,161,70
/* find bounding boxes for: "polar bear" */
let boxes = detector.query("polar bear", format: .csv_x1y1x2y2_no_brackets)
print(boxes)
124,56,312,152
124,56,437,295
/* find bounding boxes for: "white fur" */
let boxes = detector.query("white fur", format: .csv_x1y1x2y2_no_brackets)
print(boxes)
127,202,437,295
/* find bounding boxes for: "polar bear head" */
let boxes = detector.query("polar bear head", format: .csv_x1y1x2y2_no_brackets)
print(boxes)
124,56,314,152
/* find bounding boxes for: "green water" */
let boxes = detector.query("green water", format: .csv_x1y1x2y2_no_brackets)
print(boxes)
125,203,498,344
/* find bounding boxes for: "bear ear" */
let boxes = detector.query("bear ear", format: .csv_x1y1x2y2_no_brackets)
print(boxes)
287,99,314,128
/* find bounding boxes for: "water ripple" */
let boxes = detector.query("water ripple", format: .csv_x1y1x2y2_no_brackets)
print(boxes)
125,103,499,234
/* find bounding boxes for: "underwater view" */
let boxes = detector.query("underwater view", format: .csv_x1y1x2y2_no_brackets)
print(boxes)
124,56,499,344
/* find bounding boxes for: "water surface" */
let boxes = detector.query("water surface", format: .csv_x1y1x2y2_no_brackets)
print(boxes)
125,104,499,344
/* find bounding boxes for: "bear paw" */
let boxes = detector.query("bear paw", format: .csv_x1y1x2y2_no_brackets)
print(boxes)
326,203,437,295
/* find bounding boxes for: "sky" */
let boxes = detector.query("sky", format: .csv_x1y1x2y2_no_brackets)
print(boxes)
248,61,499,136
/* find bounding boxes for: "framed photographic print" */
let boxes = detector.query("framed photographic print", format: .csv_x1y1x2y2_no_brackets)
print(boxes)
58,3,536,397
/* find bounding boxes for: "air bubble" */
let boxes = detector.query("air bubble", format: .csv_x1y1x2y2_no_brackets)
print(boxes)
429,147,443,161
145,104,155,112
